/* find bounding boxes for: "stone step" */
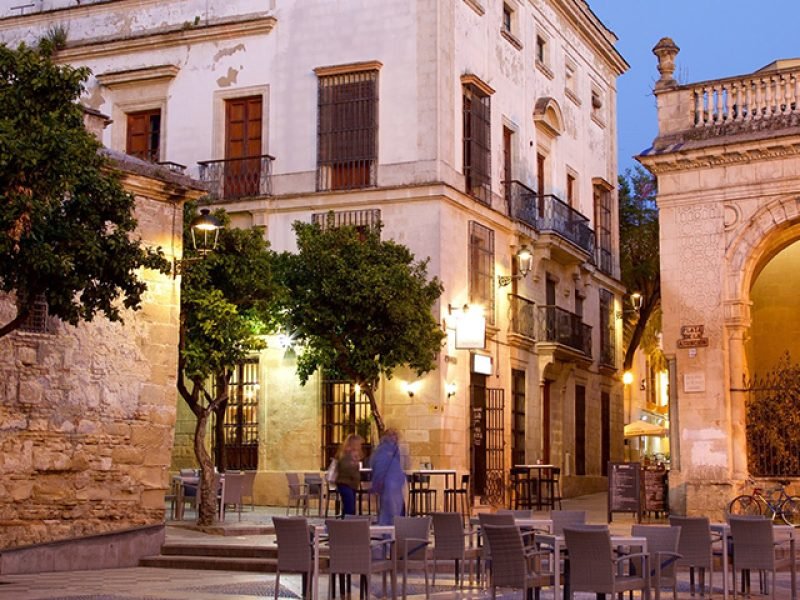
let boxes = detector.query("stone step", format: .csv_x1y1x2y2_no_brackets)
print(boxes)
139,554,278,572
160,543,277,559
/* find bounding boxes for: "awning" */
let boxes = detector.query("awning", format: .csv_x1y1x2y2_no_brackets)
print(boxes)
624,420,667,438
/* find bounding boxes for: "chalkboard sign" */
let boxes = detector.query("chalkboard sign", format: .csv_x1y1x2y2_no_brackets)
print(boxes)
608,462,641,522
642,467,668,515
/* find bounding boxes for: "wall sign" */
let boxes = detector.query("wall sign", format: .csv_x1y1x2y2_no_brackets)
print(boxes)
683,372,706,393
677,324,709,348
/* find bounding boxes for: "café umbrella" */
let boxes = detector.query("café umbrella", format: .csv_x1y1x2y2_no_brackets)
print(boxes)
624,419,667,438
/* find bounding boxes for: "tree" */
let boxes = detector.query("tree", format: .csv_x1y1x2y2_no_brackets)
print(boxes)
278,219,446,435
177,206,279,526
0,43,168,338
619,165,660,371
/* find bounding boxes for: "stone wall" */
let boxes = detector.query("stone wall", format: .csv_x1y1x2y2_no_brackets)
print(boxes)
0,157,204,552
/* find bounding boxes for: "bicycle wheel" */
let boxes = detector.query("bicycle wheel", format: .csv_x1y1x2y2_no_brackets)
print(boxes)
728,494,764,516
779,495,800,526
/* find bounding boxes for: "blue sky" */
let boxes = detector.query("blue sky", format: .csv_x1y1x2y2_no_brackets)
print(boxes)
590,1,800,173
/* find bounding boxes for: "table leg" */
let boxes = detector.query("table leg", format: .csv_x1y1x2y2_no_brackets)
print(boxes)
723,531,729,600
553,540,562,600
312,527,320,600
791,537,796,600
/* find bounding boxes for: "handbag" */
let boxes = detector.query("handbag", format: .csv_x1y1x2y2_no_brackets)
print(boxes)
326,458,338,484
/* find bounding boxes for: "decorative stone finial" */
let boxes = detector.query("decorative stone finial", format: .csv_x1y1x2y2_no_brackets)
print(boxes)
653,37,680,91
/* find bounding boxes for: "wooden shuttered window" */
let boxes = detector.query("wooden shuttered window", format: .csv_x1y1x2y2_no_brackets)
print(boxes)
463,83,491,205
317,70,378,191
126,109,161,162
224,96,263,199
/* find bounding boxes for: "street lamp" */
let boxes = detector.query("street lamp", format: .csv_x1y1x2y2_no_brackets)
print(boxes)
616,291,643,319
173,208,222,277
498,245,533,287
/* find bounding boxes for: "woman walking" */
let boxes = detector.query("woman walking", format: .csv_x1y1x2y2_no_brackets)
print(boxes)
335,434,363,517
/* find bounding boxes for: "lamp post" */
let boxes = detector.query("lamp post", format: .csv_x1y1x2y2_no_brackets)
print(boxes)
174,208,222,276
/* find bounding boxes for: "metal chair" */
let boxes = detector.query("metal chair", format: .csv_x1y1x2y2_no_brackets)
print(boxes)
325,518,397,599
669,515,721,596
509,467,536,510
273,516,313,600
443,473,471,525
563,526,650,598
408,473,436,516
431,512,481,588
394,516,432,599
323,472,341,517
286,472,309,516
304,472,324,515
632,524,682,600
483,524,553,600
537,467,562,509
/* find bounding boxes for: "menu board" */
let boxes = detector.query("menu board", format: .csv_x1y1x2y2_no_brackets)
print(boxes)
608,462,641,522
642,467,668,514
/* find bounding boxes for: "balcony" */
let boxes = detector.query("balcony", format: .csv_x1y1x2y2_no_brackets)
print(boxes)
198,154,274,202
537,305,592,358
508,293,536,340
538,194,595,257
504,181,595,257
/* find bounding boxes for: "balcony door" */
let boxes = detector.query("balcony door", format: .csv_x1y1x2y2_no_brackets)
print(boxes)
225,96,262,198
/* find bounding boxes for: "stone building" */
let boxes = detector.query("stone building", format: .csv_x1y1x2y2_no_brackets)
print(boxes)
0,110,205,569
0,0,628,507
639,39,800,517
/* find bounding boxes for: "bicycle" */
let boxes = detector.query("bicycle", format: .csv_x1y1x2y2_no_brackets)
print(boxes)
728,478,800,526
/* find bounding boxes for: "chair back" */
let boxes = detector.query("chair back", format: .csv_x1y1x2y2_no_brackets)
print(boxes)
563,526,615,589
632,524,681,578
482,525,527,586
431,512,467,559
669,515,712,568
497,509,533,519
304,472,323,494
551,510,586,534
179,468,198,476
286,472,304,499
273,516,312,572
477,512,515,527
325,518,373,574
222,472,245,504
241,470,256,497
395,515,431,561
729,515,775,570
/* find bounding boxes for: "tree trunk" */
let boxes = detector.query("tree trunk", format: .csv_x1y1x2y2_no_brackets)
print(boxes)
623,287,661,371
194,408,218,526
364,385,385,436
213,396,228,472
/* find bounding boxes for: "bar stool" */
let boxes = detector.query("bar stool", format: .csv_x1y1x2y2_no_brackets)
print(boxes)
538,467,562,510
509,467,536,509
444,473,471,524
408,473,437,515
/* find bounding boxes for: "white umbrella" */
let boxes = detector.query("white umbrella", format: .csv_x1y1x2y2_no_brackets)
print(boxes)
624,420,667,438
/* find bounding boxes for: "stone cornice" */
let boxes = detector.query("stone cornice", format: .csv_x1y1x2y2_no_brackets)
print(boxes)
461,74,495,96
462,0,486,17
314,60,383,77
55,14,276,62
96,65,179,88
638,136,800,175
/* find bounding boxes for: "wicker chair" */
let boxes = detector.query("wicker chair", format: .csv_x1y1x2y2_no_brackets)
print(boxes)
241,470,257,510
632,524,682,600
273,516,313,600
483,524,553,600
563,526,650,598
669,515,721,596
304,472,324,516
431,512,480,588
286,472,309,516
550,510,586,534
729,515,789,599
394,516,432,599
325,518,397,599
497,509,534,519
219,472,245,522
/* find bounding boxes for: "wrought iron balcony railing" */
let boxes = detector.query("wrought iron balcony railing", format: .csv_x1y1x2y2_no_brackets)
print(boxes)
504,180,538,230
538,194,595,256
198,154,274,201
508,293,536,339
596,247,613,277
537,305,592,356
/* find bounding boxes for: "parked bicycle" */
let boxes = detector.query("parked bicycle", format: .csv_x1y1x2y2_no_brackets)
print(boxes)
728,478,800,526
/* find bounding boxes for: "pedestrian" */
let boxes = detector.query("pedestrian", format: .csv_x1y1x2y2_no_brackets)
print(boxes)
335,433,363,517
370,428,407,525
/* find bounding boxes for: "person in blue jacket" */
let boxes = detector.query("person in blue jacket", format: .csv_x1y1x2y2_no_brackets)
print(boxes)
370,428,407,525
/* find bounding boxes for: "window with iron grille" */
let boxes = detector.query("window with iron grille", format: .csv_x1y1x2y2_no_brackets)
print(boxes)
18,294,52,334
463,83,491,205
126,109,161,162
468,221,495,326
321,378,374,468
511,369,526,467
317,69,378,191
311,209,381,233
594,184,613,275
599,289,615,368
211,359,259,471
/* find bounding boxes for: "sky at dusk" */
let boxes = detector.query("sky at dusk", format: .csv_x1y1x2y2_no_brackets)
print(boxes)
590,1,800,173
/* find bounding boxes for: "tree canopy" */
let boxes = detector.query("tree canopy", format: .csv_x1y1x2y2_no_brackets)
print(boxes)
278,219,445,433
619,165,660,370
0,42,167,337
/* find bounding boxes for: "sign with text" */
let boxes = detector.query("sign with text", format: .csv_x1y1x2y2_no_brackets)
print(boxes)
683,372,706,393
608,461,641,522
677,324,709,348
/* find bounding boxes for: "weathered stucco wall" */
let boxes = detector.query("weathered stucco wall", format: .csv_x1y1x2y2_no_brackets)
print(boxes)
0,160,202,550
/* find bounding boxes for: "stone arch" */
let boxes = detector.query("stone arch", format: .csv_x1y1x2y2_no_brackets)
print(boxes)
533,97,564,137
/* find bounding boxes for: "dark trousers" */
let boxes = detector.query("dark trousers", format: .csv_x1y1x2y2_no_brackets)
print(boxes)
338,484,356,516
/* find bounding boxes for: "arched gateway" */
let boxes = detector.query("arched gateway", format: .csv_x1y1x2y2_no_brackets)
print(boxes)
638,39,800,517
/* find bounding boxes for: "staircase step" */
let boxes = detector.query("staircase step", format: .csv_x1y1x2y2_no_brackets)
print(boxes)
160,543,277,559
140,554,277,572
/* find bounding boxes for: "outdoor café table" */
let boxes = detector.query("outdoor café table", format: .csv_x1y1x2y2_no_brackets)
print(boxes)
514,464,558,509
469,516,552,532
311,523,394,600
534,531,647,600
710,522,796,600
410,469,457,512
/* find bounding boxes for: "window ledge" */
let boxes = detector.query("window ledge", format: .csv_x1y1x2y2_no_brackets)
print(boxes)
591,112,606,128
565,88,581,106
536,60,554,80
500,29,523,51
463,0,485,16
